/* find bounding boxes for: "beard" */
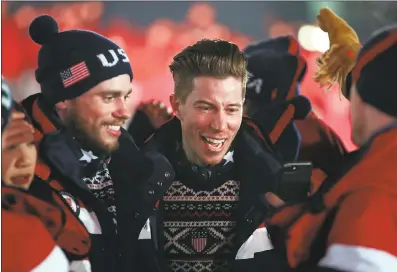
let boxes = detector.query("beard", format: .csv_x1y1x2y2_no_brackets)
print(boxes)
63,107,123,155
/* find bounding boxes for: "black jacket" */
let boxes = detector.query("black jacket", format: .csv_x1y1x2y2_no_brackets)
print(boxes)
21,94,175,272
143,117,289,272
127,109,157,148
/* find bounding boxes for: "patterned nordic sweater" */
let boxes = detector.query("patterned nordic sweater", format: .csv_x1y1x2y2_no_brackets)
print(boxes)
163,175,240,272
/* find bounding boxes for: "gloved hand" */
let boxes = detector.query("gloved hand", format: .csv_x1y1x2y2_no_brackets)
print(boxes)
314,8,361,97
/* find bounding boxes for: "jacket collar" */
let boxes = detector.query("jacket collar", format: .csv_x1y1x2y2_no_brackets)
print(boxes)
363,121,397,148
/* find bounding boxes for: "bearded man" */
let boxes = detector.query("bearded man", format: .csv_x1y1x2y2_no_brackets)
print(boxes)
21,15,175,272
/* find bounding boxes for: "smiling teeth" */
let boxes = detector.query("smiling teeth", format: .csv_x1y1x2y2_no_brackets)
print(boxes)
106,125,120,131
204,137,225,144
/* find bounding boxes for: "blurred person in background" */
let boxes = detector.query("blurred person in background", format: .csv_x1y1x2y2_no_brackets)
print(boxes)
243,35,347,193
20,15,175,272
1,77,70,272
266,25,397,272
144,39,288,272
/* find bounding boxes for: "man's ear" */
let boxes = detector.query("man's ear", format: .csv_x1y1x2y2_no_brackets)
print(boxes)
169,94,183,120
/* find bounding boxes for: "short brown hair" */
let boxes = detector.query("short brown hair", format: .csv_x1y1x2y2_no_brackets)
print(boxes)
169,39,248,103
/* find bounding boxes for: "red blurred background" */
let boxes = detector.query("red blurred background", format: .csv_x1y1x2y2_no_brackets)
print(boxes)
1,1,357,150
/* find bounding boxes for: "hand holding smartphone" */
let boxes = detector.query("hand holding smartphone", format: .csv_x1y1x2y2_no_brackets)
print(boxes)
273,162,313,202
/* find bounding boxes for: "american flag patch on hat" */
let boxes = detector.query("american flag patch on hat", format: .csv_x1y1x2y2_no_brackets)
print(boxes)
60,62,90,88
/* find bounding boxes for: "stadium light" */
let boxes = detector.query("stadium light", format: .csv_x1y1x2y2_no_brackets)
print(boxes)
298,25,330,53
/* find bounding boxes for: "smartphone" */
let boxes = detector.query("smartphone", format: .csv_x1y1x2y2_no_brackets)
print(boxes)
274,162,313,202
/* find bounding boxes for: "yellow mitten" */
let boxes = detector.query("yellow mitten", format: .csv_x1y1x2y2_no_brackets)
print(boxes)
314,8,361,97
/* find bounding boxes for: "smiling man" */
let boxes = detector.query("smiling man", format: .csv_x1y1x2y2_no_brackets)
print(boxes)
145,39,285,272
20,15,175,272
56,74,133,154
176,75,243,166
